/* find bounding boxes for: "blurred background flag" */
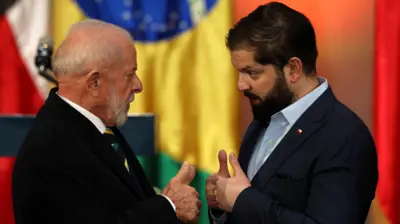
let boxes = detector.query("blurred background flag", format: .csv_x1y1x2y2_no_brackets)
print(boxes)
0,0,48,114
373,0,400,223
0,1,49,223
53,0,240,223
3,1,396,224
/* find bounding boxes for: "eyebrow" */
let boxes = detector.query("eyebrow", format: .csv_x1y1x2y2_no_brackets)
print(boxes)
125,67,137,75
239,66,253,72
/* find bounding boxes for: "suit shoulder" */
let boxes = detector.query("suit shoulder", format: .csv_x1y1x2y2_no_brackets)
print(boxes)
18,119,57,153
318,100,376,159
328,100,371,137
15,118,85,170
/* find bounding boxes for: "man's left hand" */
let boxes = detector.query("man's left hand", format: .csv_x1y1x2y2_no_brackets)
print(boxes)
215,152,251,212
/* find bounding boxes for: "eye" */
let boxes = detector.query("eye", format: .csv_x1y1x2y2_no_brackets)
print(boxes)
249,70,261,76
247,71,263,80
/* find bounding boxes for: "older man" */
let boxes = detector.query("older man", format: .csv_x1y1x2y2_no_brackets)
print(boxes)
12,19,201,224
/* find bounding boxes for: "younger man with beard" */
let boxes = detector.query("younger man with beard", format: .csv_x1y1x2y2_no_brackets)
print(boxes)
205,2,378,224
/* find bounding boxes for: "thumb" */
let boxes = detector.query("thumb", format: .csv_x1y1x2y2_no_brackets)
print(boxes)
175,161,195,185
229,153,245,177
217,150,230,178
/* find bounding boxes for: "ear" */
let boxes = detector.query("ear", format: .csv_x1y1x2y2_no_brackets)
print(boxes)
86,71,101,97
285,57,303,83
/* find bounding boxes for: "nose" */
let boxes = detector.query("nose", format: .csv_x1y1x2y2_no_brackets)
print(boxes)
237,74,250,92
132,74,143,93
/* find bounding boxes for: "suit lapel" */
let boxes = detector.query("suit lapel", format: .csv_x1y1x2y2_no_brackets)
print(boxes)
250,120,325,188
250,87,336,188
238,121,265,175
112,127,156,197
91,132,147,199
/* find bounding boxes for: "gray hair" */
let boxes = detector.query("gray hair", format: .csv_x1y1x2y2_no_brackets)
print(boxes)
52,19,133,76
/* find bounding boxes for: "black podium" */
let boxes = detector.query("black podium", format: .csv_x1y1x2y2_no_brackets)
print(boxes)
0,114,156,157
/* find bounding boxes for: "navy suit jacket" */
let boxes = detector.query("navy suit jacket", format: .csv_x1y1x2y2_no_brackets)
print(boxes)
211,87,378,224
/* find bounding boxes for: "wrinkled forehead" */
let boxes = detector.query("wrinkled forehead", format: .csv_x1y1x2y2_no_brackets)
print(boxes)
106,43,137,77
123,43,137,69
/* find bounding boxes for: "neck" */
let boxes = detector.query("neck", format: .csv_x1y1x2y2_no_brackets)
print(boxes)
57,77,117,127
58,86,99,118
59,90,114,126
294,76,320,101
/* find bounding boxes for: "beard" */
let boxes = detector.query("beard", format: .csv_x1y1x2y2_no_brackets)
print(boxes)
109,91,132,127
114,103,129,126
244,72,294,125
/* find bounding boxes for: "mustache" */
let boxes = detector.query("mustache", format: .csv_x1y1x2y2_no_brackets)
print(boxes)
244,91,261,100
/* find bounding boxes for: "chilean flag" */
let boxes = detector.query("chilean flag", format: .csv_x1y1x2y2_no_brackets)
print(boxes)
0,0,49,223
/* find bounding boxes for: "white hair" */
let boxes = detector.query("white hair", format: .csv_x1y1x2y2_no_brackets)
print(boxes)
52,19,133,76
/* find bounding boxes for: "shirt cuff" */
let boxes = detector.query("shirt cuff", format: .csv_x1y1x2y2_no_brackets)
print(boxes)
210,208,227,224
161,194,176,212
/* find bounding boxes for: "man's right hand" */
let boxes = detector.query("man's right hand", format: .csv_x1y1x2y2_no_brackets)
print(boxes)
206,150,230,209
162,161,201,223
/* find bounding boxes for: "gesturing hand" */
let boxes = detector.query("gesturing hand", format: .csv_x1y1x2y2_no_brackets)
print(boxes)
206,150,230,209
162,162,202,223
215,153,251,212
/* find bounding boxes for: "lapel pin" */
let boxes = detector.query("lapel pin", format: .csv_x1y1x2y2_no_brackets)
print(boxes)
296,129,303,135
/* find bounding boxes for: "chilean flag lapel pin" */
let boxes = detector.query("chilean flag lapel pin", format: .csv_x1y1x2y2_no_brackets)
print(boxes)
296,129,303,135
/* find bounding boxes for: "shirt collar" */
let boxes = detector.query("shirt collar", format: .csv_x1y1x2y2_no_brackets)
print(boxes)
56,93,106,134
273,77,329,125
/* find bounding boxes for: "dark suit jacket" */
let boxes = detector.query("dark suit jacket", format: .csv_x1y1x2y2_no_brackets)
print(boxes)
210,87,378,224
12,88,179,224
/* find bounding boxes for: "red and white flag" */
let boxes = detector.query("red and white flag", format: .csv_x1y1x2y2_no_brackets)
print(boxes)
0,1,49,223
0,0,49,114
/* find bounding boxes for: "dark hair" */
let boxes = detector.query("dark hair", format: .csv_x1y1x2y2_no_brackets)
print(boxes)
226,2,318,75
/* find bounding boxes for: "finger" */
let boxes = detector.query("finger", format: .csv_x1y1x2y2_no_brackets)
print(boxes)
229,152,245,177
206,191,216,198
207,199,219,208
206,186,217,199
194,206,201,222
191,206,200,220
206,174,218,187
206,178,217,188
217,150,230,178
206,183,216,194
174,161,196,184
206,185,217,195
197,199,203,208
193,189,200,198
206,195,217,203
206,174,218,184
215,176,227,186
206,194,217,202
206,193,218,206
206,193,217,202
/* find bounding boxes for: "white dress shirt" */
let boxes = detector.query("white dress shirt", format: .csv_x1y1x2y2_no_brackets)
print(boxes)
57,93,176,212
212,77,329,223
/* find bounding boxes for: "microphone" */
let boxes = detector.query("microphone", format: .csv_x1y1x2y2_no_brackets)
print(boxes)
35,36,58,85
